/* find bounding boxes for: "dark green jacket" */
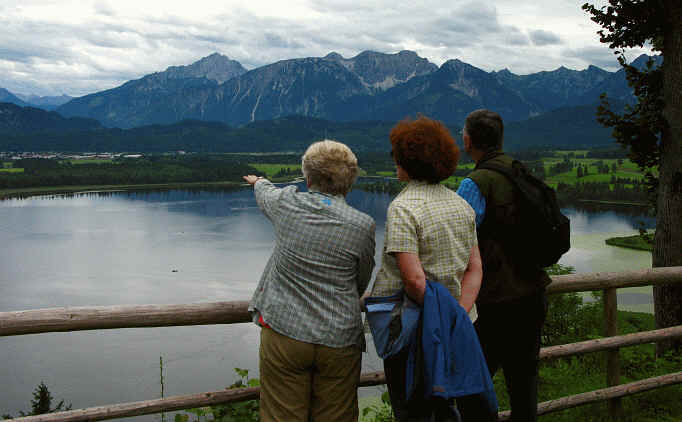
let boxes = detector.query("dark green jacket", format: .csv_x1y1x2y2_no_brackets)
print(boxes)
469,152,550,304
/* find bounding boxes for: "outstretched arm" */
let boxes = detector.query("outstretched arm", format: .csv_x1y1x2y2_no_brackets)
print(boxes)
242,175,263,185
243,174,281,219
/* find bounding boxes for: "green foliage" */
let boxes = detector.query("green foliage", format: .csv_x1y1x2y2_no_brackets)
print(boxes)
249,164,302,180
361,392,395,422
354,149,649,204
0,155,263,190
2,382,72,418
544,265,601,346
353,180,406,195
0,167,22,173
490,263,682,420
582,1,665,200
605,233,654,251
584,0,682,354
534,344,682,422
176,368,260,422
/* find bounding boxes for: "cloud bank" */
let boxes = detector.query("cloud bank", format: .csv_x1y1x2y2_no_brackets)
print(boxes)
0,0,652,97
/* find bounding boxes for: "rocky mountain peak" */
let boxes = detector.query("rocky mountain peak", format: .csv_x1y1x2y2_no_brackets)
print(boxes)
163,53,247,84
491,68,520,83
397,50,418,57
440,59,482,74
325,50,437,91
630,54,662,70
324,52,344,60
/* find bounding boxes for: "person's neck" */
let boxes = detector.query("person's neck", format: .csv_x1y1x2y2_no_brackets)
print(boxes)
470,148,486,164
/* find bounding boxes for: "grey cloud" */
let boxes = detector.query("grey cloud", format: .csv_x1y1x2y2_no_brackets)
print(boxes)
529,29,562,46
308,0,388,14
264,33,304,49
193,33,237,45
505,33,530,46
94,1,116,17
417,3,530,49
0,46,40,63
562,46,620,70
81,30,140,49
453,4,503,33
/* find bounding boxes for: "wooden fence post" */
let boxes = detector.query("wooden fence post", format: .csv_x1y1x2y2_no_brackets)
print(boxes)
603,287,623,420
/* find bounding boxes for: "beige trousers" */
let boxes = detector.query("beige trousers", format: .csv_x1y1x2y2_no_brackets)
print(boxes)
258,327,361,422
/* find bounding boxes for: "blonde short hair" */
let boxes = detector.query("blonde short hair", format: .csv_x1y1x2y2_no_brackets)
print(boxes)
302,140,359,196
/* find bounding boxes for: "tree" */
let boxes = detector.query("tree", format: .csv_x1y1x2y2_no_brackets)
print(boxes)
2,382,73,418
583,0,682,353
23,382,72,416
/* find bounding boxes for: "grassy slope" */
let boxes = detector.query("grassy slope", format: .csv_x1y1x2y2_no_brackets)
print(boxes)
249,163,301,177
605,234,654,251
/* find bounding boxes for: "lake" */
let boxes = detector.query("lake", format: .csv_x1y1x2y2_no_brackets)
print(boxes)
0,184,654,418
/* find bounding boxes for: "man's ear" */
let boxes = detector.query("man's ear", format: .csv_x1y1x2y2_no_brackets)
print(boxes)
462,133,471,151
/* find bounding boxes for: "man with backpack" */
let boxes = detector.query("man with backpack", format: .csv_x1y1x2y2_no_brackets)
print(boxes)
456,109,569,422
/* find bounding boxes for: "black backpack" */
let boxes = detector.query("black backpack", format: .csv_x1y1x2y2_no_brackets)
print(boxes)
477,160,571,269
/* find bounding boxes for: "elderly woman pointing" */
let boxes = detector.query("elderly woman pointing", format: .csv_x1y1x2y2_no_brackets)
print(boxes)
243,140,375,422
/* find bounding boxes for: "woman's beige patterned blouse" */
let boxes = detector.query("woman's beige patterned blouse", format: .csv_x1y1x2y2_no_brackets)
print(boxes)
371,180,478,321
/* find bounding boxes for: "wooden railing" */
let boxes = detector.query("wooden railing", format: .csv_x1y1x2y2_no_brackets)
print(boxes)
2,267,682,422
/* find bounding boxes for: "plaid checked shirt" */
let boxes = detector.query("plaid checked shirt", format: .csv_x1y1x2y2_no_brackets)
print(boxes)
249,179,376,348
370,180,479,321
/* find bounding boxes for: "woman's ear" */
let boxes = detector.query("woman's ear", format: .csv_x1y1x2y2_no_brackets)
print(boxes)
396,165,410,182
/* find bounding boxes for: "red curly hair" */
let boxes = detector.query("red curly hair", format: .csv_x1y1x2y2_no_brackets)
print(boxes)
390,116,459,183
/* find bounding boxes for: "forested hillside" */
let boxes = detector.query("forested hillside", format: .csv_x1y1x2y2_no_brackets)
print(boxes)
1,105,615,153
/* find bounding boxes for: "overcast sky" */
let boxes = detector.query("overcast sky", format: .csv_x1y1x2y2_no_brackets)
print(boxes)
0,0,652,97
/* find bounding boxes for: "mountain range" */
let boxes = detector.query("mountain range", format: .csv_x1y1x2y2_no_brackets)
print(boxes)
0,102,101,135
0,88,73,110
39,51,652,129
0,50,660,152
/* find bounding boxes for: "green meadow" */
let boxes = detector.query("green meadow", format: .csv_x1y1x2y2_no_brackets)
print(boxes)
66,158,115,165
249,163,302,178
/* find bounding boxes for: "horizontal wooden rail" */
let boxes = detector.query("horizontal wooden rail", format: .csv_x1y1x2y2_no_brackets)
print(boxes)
499,371,682,421
546,266,682,294
2,267,682,337
7,368,682,422
540,325,682,360
6,371,387,422
2,267,682,422
6,326,682,422
0,301,251,337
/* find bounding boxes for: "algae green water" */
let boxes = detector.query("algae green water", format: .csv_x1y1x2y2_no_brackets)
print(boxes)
559,207,654,313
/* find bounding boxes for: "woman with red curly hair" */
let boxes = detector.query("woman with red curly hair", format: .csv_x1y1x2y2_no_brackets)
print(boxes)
368,116,491,421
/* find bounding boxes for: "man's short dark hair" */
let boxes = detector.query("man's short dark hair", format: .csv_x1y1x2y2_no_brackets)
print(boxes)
464,109,504,152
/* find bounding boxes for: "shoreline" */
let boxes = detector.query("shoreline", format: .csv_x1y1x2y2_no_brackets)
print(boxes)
576,199,649,206
0,181,242,199
605,234,654,251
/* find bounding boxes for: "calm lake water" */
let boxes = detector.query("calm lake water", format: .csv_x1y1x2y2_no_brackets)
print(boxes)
0,184,654,418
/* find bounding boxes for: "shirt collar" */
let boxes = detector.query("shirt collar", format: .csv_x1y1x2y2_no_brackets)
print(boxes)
309,189,347,204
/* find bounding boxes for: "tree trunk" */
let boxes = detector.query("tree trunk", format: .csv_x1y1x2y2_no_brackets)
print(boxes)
653,0,682,355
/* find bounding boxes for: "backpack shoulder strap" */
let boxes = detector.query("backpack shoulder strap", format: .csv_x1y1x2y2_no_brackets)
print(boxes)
476,160,523,185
